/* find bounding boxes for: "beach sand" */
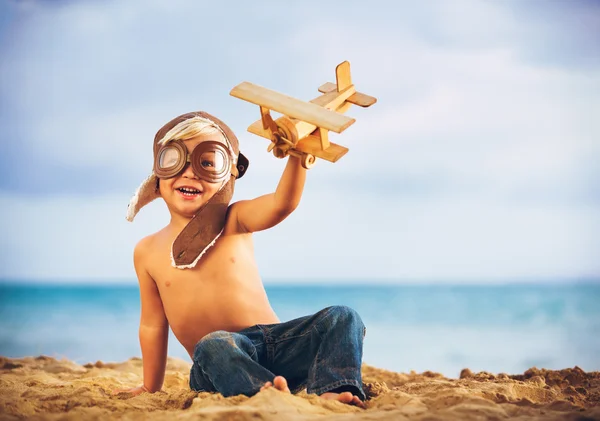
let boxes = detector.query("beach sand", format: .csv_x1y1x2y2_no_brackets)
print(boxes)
0,356,598,420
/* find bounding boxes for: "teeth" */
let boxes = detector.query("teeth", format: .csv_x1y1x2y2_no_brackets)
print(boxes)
179,187,200,194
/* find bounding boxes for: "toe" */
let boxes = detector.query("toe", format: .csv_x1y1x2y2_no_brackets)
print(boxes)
273,376,291,393
337,391,354,404
352,395,366,408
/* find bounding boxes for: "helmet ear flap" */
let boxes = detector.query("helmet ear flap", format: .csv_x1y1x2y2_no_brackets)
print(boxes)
236,152,249,179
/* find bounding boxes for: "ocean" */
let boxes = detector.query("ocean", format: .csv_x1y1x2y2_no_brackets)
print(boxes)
0,282,599,378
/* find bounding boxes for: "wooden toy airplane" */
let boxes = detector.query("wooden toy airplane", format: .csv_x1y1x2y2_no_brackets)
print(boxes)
230,61,376,169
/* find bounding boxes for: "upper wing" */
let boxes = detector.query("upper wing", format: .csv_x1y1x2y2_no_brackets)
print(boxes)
230,81,355,133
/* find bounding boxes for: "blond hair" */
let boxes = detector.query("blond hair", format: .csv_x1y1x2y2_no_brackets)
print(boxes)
157,116,234,158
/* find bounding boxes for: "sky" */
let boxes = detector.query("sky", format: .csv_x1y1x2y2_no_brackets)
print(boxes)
0,0,598,283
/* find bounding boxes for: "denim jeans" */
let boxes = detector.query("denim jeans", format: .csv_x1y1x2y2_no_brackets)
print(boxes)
189,305,366,400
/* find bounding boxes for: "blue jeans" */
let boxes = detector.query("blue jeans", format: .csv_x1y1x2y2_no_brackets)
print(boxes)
189,305,366,400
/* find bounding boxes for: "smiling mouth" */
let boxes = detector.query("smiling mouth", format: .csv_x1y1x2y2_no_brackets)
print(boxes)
177,187,202,197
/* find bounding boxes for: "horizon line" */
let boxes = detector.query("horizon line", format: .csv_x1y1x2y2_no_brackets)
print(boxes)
0,277,598,287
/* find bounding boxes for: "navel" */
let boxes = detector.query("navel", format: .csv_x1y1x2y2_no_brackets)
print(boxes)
230,257,236,264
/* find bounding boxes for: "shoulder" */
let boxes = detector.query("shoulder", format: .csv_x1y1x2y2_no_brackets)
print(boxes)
134,234,155,257
133,232,162,269
225,201,251,234
227,200,247,218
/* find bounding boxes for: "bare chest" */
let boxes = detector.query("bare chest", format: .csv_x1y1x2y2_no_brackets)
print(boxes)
146,233,260,311
143,233,276,348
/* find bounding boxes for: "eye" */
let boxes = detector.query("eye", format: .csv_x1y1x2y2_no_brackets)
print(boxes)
201,160,214,168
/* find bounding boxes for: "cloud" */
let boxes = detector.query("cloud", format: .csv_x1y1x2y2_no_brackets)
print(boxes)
1,190,597,282
0,0,598,280
498,0,600,70
287,24,599,208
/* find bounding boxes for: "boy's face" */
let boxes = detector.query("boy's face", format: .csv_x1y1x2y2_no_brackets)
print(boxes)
158,132,230,219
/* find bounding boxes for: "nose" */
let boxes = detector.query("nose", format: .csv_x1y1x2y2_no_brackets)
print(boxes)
181,162,198,179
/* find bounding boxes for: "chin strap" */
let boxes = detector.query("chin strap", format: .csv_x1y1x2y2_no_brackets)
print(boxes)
170,176,235,268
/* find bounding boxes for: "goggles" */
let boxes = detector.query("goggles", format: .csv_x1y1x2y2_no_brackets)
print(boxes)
154,139,248,183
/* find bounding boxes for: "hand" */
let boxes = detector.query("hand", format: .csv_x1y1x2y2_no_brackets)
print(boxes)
111,385,148,397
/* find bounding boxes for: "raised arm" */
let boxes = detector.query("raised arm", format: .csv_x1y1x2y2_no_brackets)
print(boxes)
233,155,307,233
114,238,168,396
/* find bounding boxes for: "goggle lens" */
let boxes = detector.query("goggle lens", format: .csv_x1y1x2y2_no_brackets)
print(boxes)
158,147,180,169
199,150,227,174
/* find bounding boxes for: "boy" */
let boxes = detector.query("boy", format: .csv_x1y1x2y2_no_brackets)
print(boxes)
116,111,366,407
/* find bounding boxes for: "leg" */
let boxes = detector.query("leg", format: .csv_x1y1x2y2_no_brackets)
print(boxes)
306,306,366,401
268,306,366,401
189,330,274,397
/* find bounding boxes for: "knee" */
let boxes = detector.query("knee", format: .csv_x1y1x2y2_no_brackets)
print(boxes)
326,305,365,332
193,330,236,361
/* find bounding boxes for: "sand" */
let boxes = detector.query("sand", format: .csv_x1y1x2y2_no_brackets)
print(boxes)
0,356,599,420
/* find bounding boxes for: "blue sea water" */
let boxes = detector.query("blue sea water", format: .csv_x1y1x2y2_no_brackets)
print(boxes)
0,282,599,378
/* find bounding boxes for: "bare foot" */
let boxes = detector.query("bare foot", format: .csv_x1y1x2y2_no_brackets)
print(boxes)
320,391,365,409
260,376,291,393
